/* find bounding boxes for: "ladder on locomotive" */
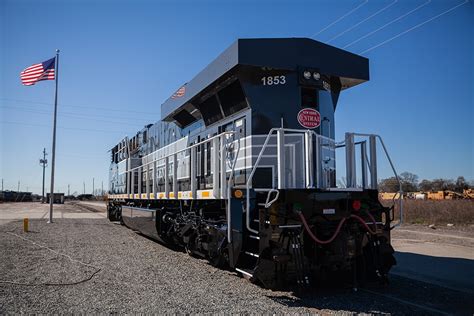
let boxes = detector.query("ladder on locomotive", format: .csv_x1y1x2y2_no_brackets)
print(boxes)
235,128,313,281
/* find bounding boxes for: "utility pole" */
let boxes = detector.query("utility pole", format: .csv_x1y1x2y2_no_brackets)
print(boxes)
17,180,20,192
1,178,3,191
40,148,48,203
101,181,104,196
68,184,70,196
92,177,95,196
83,181,85,195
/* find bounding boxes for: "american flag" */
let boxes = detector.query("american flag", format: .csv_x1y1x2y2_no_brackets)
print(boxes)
20,57,55,86
171,85,186,99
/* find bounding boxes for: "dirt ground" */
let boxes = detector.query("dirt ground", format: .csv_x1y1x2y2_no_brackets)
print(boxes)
391,224,474,294
1,202,473,314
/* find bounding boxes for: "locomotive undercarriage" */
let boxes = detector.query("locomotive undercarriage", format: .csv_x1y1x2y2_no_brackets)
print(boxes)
108,200,230,266
107,188,396,289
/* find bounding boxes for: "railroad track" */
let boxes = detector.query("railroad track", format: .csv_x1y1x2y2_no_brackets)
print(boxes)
359,288,451,315
68,201,106,213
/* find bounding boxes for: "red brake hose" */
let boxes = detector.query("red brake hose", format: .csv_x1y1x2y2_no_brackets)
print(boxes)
297,212,347,245
298,212,378,245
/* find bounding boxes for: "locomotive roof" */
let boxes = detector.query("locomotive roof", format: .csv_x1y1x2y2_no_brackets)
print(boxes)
161,37,369,121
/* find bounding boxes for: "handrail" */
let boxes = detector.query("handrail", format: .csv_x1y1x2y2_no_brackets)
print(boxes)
127,131,235,172
226,133,241,243
244,128,403,234
264,189,280,208
126,130,235,201
350,133,403,227
245,128,279,234
244,127,323,234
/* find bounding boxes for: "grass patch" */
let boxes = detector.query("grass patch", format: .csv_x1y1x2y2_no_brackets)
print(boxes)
381,199,474,226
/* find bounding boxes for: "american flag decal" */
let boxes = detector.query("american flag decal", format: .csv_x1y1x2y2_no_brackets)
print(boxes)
20,57,55,86
171,85,186,99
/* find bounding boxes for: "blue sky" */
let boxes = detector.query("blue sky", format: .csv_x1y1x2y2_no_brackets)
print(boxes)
1,0,472,194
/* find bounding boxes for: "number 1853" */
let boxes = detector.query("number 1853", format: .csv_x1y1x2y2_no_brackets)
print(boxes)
261,75,286,86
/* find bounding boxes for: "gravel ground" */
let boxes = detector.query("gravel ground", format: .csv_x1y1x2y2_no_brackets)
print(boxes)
1,209,473,314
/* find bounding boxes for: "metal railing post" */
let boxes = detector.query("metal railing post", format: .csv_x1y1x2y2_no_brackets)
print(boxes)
220,134,227,199
127,169,130,197
315,134,321,188
304,130,313,188
173,154,178,199
153,161,157,198
361,141,368,189
146,163,150,198
277,128,286,189
226,135,240,243
165,157,169,198
369,135,378,189
345,133,356,188
212,137,219,198
130,169,134,197
190,147,197,199
126,139,131,197
350,132,403,227
138,166,142,196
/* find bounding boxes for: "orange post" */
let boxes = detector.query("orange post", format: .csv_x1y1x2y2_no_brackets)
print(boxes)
23,218,29,232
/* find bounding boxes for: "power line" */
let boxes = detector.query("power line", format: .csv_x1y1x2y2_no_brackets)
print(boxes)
0,97,161,116
57,153,106,158
360,0,469,54
327,0,398,44
0,104,151,123
343,0,432,49
312,0,369,37
0,120,127,134
0,105,146,127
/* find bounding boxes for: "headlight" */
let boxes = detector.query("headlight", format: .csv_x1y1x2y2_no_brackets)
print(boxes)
303,71,311,79
313,72,320,80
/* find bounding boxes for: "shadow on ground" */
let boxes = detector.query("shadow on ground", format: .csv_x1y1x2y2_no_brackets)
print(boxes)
265,253,474,315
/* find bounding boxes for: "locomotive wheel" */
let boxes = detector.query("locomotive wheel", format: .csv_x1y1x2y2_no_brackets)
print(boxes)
107,204,122,222
210,243,229,268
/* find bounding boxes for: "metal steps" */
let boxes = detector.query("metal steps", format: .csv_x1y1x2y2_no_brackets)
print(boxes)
235,267,253,278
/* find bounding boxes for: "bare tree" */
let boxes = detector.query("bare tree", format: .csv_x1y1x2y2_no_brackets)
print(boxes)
430,178,456,191
379,177,399,192
419,179,432,191
455,176,469,192
400,172,419,192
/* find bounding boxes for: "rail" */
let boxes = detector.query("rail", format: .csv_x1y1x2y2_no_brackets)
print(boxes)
226,132,241,243
348,133,403,227
126,131,236,201
244,128,403,235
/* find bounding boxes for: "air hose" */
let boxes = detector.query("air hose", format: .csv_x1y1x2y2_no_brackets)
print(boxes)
297,212,377,245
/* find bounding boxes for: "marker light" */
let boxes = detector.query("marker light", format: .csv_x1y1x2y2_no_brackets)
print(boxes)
352,200,361,211
313,72,320,80
303,71,311,79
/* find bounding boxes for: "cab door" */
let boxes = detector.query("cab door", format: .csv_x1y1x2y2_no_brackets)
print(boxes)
220,116,246,185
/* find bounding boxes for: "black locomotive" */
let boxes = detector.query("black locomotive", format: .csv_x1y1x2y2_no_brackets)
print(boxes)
108,38,401,288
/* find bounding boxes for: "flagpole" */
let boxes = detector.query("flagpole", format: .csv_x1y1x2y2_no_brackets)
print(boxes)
48,49,60,224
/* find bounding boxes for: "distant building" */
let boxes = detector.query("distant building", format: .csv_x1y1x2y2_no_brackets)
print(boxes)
46,193,65,204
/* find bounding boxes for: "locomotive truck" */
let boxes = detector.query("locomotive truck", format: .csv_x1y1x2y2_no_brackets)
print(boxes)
107,38,402,288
